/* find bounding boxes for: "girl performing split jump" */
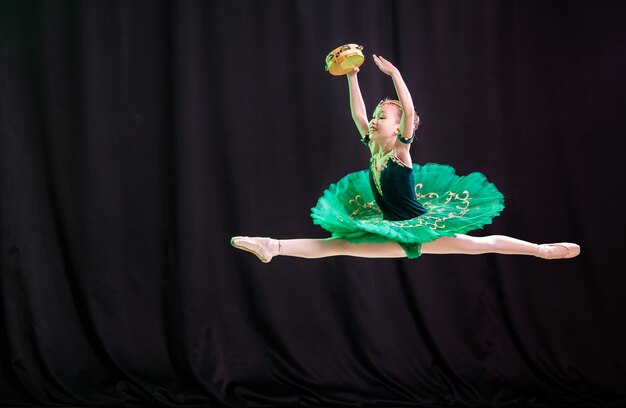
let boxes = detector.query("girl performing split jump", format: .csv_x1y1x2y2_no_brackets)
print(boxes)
231,49,580,263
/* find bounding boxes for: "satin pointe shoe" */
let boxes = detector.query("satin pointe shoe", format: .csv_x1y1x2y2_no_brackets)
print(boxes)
535,243,581,260
230,236,281,263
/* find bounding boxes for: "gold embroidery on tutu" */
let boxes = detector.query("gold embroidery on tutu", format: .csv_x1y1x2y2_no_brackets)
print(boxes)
345,185,472,231
348,195,378,217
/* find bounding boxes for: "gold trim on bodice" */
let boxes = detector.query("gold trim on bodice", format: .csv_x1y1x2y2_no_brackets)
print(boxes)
370,151,407,196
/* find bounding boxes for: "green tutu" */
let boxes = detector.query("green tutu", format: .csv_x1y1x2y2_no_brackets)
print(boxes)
310,163,505,258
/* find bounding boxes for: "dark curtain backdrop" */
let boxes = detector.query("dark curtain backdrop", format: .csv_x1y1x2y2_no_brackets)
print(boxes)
1,0,625,407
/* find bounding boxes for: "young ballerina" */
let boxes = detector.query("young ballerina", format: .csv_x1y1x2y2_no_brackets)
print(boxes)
231,54,580,263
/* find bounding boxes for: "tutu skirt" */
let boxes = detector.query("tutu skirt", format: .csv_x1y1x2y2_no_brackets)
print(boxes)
310,163,505,258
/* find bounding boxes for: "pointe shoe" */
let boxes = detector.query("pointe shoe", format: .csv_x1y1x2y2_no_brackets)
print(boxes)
536,243,581,260
230,236,281,263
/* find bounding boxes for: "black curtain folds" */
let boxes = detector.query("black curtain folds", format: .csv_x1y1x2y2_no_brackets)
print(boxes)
1,1,625,407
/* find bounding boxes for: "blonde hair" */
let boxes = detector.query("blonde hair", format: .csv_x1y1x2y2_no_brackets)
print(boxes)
378,98,421,131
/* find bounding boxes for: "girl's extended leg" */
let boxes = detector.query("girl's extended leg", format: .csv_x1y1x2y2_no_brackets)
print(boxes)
230,234,579,262
421,234,579,257
230,236,405,262
280,238,406,258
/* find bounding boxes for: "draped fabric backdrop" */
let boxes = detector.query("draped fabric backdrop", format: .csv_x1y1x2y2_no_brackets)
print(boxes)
1,1,625,407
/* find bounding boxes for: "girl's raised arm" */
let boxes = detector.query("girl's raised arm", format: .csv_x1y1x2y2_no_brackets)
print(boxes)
346,68,369,138
373,55,416,141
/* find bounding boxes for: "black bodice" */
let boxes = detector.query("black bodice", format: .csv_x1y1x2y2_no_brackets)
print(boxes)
369,154,426,221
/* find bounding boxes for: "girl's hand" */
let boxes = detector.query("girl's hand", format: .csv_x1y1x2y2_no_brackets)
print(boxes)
346,66,359,77
373,54,399,76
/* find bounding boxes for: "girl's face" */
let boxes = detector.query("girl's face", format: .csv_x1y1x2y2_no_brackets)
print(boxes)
368,104,400,143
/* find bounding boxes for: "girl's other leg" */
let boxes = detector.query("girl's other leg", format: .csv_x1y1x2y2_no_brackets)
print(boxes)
421,234,579,259
230,236,406,262
280,238,406,258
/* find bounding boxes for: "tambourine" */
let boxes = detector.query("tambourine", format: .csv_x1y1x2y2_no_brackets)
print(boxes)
325,44,365,76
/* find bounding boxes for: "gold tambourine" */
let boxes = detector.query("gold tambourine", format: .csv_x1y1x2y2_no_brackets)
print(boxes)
325,44,365,76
